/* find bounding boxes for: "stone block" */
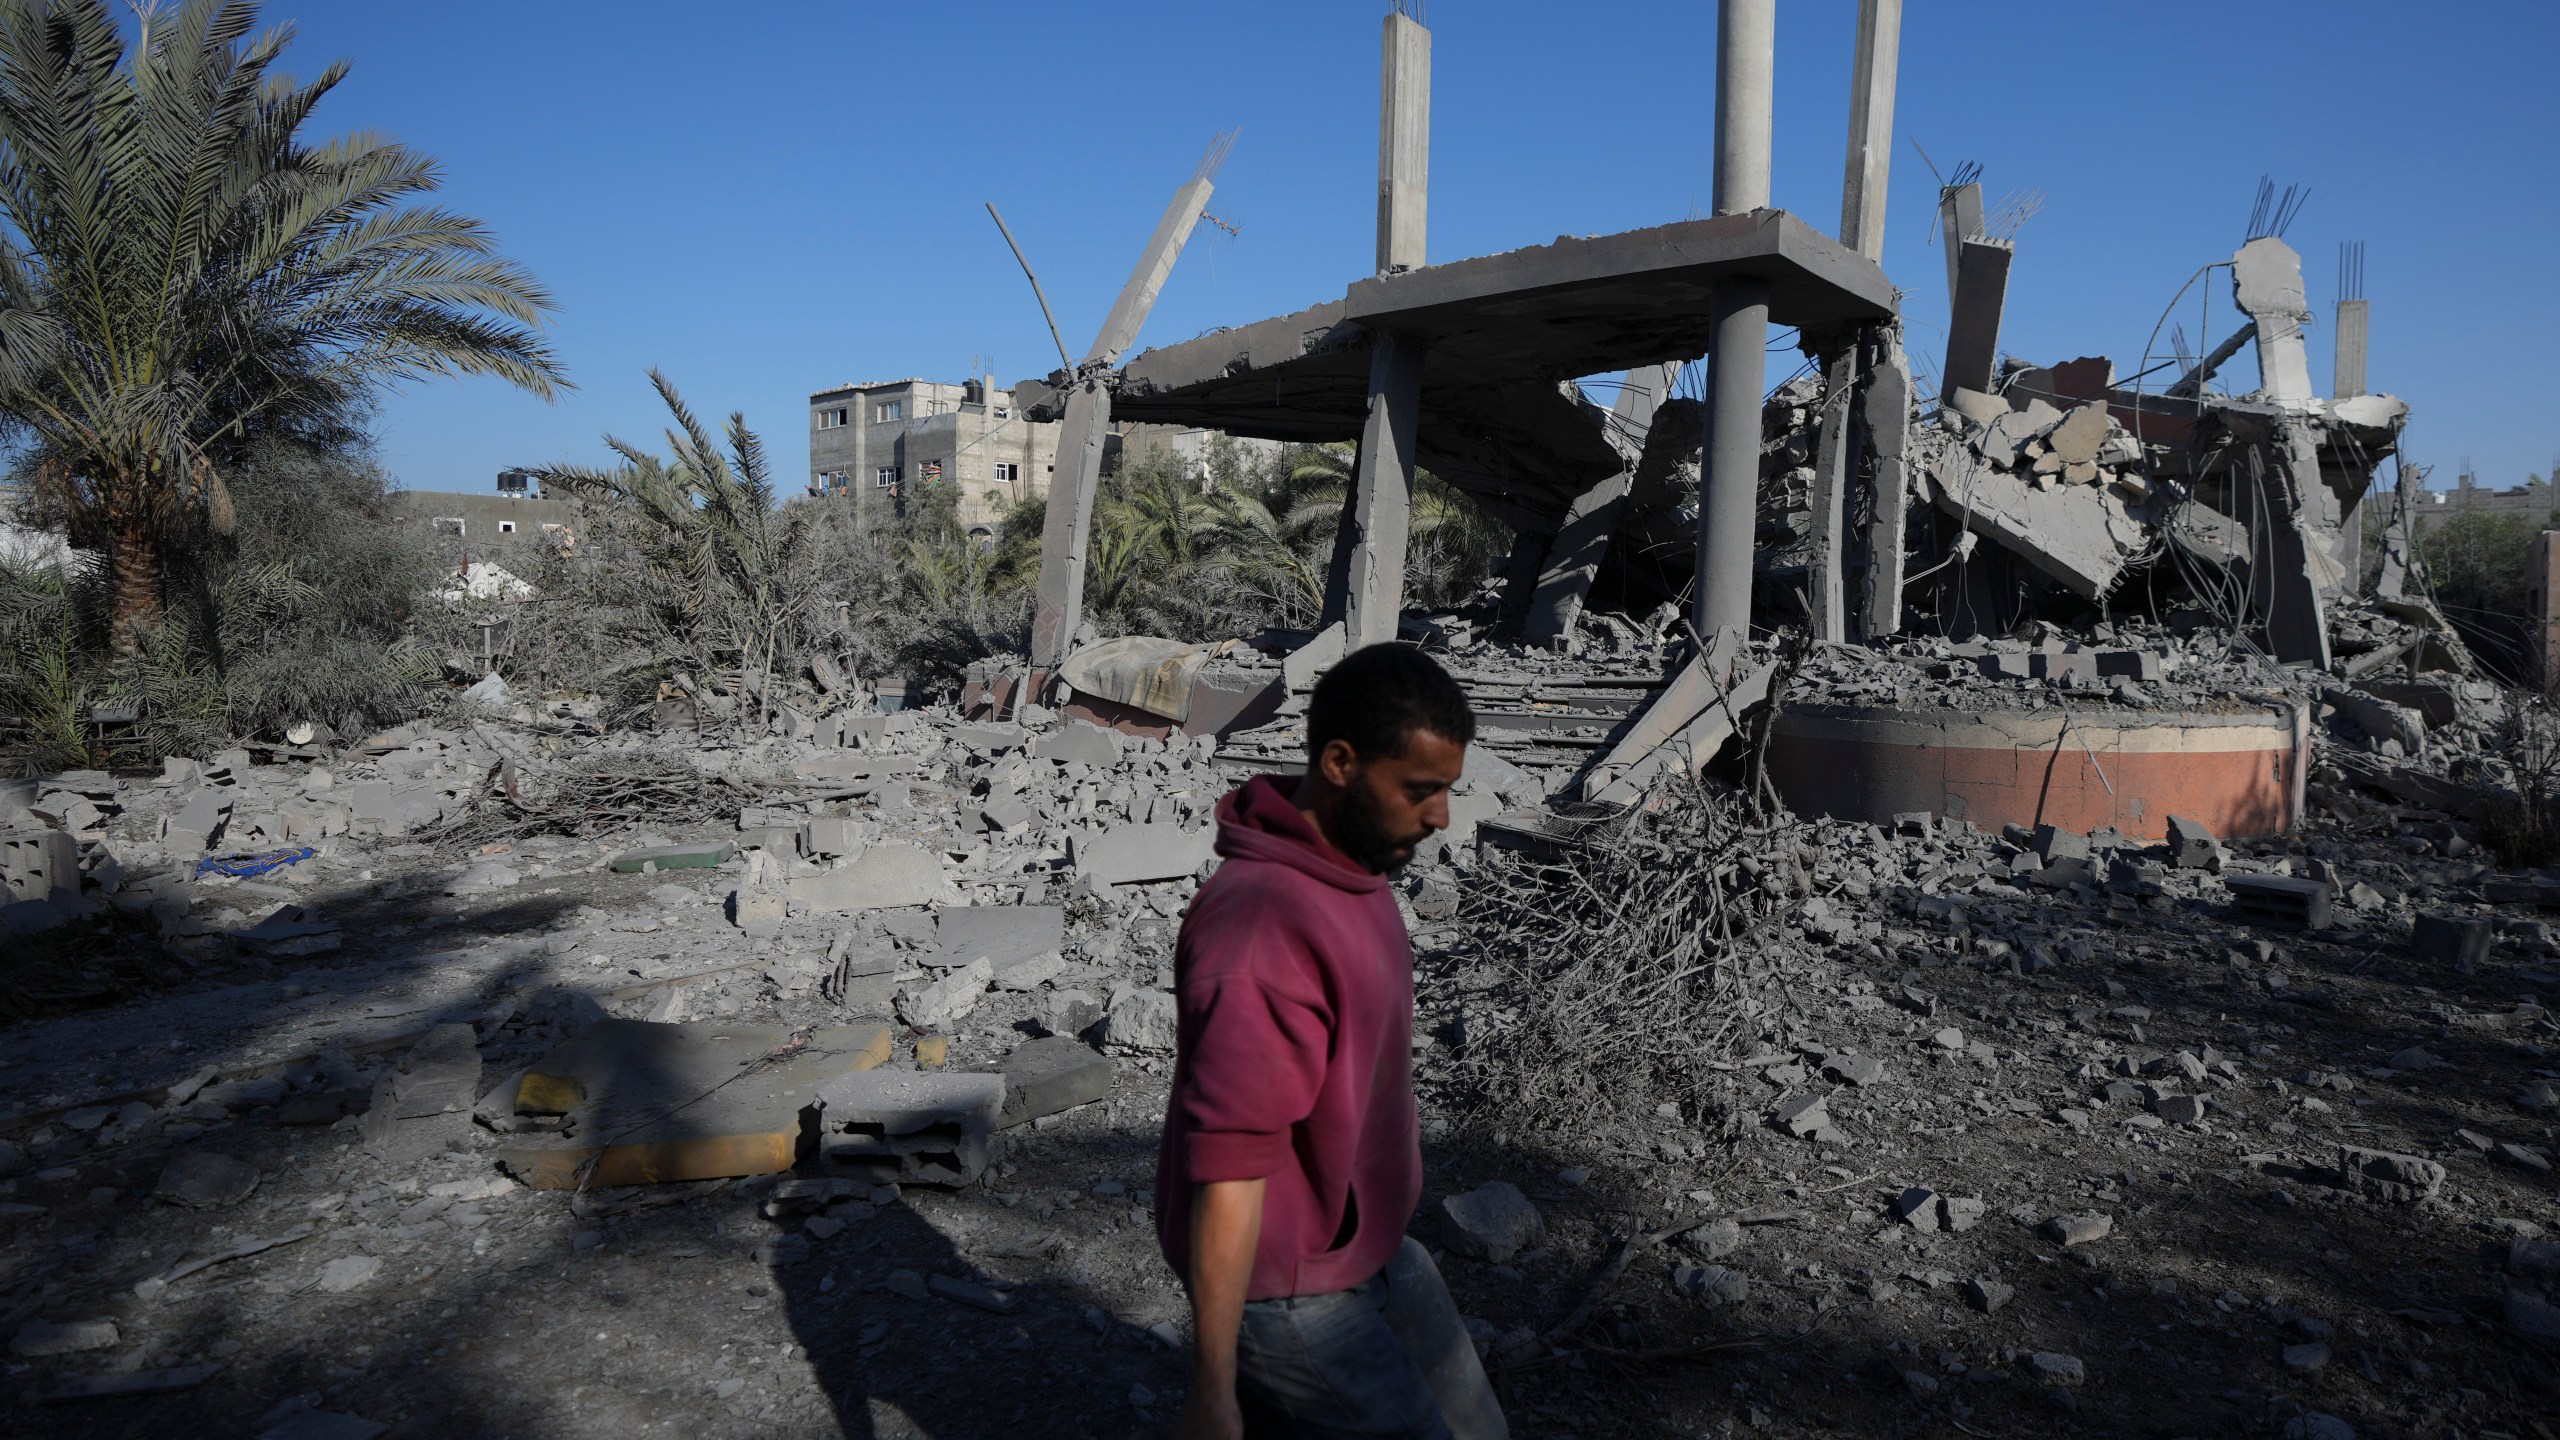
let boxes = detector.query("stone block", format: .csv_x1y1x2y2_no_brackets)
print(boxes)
789,842,946,911
2227,873,2333,929
994,1036,1112,1128
362,1023,482,1165
979,794,1035,835
2032,824,2090,863
1101,987,1178,1052
897,958,991,1029
1033,723,1122,767
1441,1180,1543,1263
1071,823,1215,885
494,1019,891,1189
934,904,1064,973
154,1151,259,1208
729,888,785,937
1035,988,1104,1039
609,841,733,873
803,817,858,858
2040,1212,2113,1246
816,1069,1005,1185
2339,1144,2443,1203
2411,913,2494,968
2163,815,2217,868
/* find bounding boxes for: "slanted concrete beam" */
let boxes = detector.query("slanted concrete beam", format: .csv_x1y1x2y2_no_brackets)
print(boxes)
2167,322,2255,399
1941,237,2012,398
1339,331,1428,650
2334,297,2370,398
2233,236,2315,406
1857,332,1912,638
1377,9,1430,275
1838,0,1901,262
1026,148,1222,667
1522,363,1676,646
1028,377,1112,668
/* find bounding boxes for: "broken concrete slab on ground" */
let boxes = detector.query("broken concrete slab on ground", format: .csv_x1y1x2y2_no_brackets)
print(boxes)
491,1019,893,1189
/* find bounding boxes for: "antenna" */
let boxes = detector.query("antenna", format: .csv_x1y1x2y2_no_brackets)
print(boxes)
983,203,1075,373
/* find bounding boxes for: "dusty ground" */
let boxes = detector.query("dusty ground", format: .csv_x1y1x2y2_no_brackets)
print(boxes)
3,759,2556,1440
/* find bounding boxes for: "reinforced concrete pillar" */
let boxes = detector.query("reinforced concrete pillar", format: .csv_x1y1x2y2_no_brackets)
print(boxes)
1805,344,1860,644
1377,7,1430,275
1857,333,1912,638
1714,0,1776,216
1340,332,1428,650
1695,0,1774,643
1027,376,1111,668
1937,181,1982,298
1942,237,2013,398
1695,285,1767,643
2335,297,2370,398
1838,0,1901,262
2234,237,2315,407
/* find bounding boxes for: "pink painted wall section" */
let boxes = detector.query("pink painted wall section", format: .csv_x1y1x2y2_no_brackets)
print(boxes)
1766,703,2304,840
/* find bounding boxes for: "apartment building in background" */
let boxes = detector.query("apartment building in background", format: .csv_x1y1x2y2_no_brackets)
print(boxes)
809,376,1062,535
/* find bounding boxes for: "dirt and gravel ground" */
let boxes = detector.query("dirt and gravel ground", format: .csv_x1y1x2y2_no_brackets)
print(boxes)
3,727,2557,1440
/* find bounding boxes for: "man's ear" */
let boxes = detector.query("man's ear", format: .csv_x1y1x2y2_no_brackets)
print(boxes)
1316,737,1362,787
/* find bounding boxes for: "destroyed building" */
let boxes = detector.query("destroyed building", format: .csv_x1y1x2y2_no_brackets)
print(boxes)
2,3,2556,1437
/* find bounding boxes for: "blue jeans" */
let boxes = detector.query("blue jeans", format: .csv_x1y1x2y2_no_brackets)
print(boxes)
1233,1239,1504,1439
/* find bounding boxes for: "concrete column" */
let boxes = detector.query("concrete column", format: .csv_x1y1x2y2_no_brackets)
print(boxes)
1493,527,1550,636
1027,378,1111,668
1937,182,1982,298
1340,331,1428,650
1804,344,1860,644
1091,177,1215,367
1694,283,1767,642
1377,9,1430,274
2244,426,2334,669
1941,237,2013,398
1856,333,1912,638
1524,363,1674,646
1695,0,1775,643
2531,531,2560,692
1319,437,1364,629
2334,297,2370,398
1838,0,1901,262
1714,0,1776,215
2233,237,2314,406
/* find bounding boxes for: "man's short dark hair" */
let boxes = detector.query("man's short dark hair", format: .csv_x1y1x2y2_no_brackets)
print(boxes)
1306,643,1475,761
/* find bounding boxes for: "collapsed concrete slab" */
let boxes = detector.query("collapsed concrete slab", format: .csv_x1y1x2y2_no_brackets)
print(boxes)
362,1023,482,1165
1070,823,1215,885
787,842,947,911
494,1019,892,1189
1924,449,2148,598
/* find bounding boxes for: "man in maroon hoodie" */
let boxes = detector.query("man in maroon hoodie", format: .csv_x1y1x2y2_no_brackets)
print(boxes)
1158,644,1505,1439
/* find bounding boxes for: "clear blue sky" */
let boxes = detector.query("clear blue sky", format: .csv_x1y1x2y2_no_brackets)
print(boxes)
272,1,2558,496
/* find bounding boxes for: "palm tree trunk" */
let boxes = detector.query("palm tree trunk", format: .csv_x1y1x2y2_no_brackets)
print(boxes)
109,522,163,659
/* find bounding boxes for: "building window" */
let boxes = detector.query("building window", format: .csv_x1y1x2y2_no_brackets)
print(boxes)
432,517,464,537
874,400,903,423
874,467,898,489
917,460,943,485
498,520,517,534
993,406,1012,420
992,462,1019,485
817,407,849,429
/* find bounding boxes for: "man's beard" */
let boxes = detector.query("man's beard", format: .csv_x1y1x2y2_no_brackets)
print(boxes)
1334,772,1425,875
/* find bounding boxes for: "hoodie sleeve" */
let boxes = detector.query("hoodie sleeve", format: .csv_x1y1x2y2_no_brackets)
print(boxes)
1174,973,1331,1183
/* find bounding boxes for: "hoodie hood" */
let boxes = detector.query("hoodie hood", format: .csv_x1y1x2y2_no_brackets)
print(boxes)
1213,775,1386,894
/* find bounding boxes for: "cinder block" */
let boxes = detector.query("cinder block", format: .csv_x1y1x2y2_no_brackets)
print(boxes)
995,1036,1113,1129
815,1069,1005,1186
2411,912,2494,967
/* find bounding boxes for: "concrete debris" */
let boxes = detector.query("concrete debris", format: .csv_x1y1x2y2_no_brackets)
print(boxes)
1100,987,1179,1053
2338,1145,2444,1203
1070,823,1215,886
154,1150,260,1208
1440,1181,1543,1263
361,1023,483,1165
815,1069,1004,1186
12,1318,119,1356
993,1035,1113,1128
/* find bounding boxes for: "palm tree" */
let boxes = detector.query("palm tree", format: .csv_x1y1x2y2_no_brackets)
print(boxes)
536,371,807,725
0,0,564,655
